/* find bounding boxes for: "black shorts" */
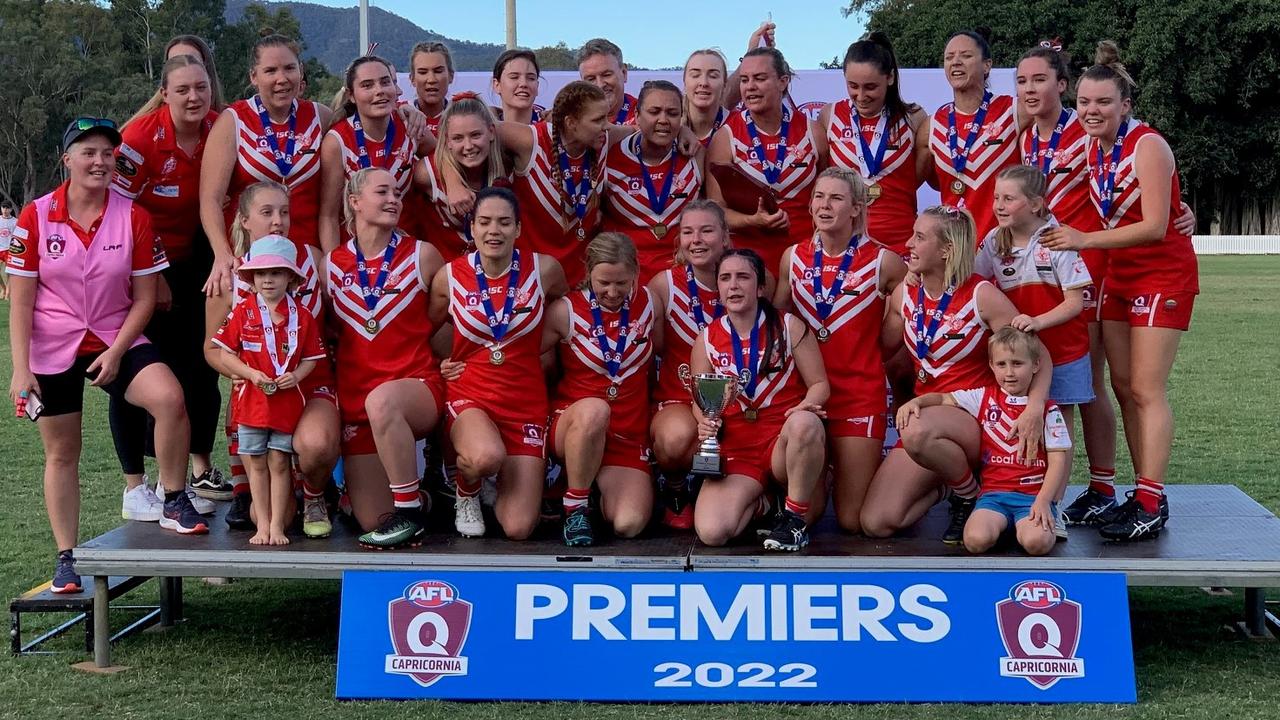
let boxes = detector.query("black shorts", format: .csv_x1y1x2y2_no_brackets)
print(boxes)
35,344,163,417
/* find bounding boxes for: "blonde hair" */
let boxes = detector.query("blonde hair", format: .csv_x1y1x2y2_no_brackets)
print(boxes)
673,200,729,266
989,325,1042,364
920,205,976,288
815,167,869,235
991,165,1049,258
231,181,289,257
342,167,386,238
583,232,638,288
681,48,728,118
434,96,507,189
125,54,213,129
126,35,226,127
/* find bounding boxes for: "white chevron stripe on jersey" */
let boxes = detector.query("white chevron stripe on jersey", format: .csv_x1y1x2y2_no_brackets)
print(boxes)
903,289,988,378
566,289,655,382
788,245,884,335
665,269,718,347
929,102,1017,189
327,240,425,340
446,253,545,347
233,110,322,189
826,101,914,182
728,131,818,200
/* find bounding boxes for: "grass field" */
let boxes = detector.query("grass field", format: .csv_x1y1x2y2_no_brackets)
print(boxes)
1,256,1279,719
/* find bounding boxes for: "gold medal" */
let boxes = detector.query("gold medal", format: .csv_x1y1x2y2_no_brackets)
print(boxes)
653,223,668,239
816,326,831,342
489,348,505,366
917,367,928,384
744,408,759,422
575,226,586,240
606,384,619,401
261,381,278,396
866,182,882,202
365,317,380,333
950,179,965,196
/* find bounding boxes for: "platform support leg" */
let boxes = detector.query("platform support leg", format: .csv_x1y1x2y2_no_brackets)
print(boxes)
159,577,176,627
1246,588,1267,636
93,576,110,668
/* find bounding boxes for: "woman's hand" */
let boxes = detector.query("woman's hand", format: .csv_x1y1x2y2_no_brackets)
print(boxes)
397,102,429,144
751,199,789,231
203,253,237,297
676,125,701,156
785,400,826,418
275,371,299,389
1173,201,1196,236
696,415,720,442
440,357,466,382
1010,313,1040,333
87,348,123,387
1009,404,1045,464
1027,498,1055,532
247,369,274,388
10,369,39,410
747,21,776,50
895,397,923,430
447,184,476,218
1040,225,1087,252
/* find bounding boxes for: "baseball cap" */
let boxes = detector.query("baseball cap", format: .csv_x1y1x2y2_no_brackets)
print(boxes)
62,117,122,152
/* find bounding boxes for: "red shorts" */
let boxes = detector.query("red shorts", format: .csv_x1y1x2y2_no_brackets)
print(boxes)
445,398,546,459
655,398,691,413
303,359,338,402
339,376,446,455
719,415,788,486
1100,289,1195,331
827,413,888,440
549,409,651,473
1080,283,1102,323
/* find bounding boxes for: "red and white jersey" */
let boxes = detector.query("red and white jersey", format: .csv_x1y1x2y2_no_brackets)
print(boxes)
415,155,474,263
602,135,703,282
953,386,1071,494
326,114,417,196
444,250,549,417
233,240,324,319
555,287,655,439
695,107,728,148
226,98,325,248
1086,118,1198,295
512,121,610,285
1019,110,1096,233
976,220,1091,365
325,234,439,424
929,93,1019,240
414,99,447,138
655,266,721,404
902,274,992,393
702,311,806,423
614,93,639,126
787,235,890,418
723,106,818,273
826,100,918,254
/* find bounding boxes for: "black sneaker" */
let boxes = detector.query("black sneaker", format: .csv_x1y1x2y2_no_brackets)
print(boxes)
190,468,234,501
1099,503,1166,541
359,507,428,550
563,506,595,547
51,550,81,594
161,491,209,535
943,495,976,545
1062,487,1117,526
226,492,254,529
1094,490,1169,527
762,508,809,552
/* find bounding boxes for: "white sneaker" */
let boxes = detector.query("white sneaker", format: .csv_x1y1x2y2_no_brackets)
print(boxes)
122,482,163,522
455,494,486,537
154,482,216,515
1055,506,1069,541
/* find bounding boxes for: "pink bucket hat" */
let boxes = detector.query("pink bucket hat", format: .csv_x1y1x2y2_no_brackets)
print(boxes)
238,235,303,283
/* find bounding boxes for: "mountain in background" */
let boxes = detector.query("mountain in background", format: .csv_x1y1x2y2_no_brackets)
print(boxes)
224,0,508,73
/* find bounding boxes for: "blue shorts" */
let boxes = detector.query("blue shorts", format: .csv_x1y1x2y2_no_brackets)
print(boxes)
1049,354,1094,406
237,425,294,455
974,491,1056,526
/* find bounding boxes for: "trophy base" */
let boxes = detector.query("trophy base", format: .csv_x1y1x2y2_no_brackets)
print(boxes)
690,453,722,477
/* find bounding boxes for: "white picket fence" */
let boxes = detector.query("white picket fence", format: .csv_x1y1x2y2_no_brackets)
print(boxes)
1192,236,1280,255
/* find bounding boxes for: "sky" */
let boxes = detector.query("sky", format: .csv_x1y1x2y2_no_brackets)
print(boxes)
309,0,867,69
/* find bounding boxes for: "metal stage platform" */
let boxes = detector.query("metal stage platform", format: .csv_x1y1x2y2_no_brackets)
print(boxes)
62,484,1280,667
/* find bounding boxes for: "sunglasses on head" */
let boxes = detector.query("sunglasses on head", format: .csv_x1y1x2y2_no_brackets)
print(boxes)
73,117,117,131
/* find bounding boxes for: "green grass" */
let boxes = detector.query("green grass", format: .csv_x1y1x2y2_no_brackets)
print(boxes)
1,256,1279,718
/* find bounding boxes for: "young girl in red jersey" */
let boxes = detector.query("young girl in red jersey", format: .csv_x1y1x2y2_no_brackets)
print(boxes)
326,168,447,549
647,201,730,528
490,49,542,125
691,249,830,552
927,30,1020,240
319,55,418,253
212,236,326,545
430,188,568,540
1042,41,1199,541
813,33,929,256
861,206,1051,544
707,47,819,277
899,327,1071,556
603,80,705,283
409,42,455,136
544,233,661,546
682,49,729,147
775,168,907,533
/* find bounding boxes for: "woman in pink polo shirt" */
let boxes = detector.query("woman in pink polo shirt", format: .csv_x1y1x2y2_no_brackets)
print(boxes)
6,118,203,595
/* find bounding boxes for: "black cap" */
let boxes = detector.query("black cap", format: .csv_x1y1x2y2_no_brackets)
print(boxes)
62,117,122,152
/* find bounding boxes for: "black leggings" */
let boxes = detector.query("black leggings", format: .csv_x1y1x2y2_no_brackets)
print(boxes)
109,243,221,474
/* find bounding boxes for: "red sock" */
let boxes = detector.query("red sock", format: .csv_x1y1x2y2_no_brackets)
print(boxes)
563,487,590,512
456,469,481,498
948,470,979,499
390,479,422,509
1135,475,1163,513
302,483,324,501
784,496,810,516
1088,465,1116,497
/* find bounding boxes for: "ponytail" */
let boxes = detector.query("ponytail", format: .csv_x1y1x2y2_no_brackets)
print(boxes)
1080,40,1138,105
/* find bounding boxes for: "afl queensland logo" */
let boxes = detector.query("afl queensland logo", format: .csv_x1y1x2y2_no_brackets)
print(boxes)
384,580,473,687
996,580,1084,689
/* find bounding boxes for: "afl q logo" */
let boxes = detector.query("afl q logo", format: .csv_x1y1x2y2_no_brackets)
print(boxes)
384,580,473,687
796,101,825,121
996,580,1085,689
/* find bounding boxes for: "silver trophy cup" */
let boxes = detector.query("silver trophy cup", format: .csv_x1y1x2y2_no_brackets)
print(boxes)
691,372,739,476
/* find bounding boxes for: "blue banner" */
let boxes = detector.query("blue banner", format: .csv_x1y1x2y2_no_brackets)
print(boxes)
336,570,1135,703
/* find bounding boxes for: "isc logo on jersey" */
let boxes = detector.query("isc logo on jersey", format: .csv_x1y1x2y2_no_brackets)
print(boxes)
996,580,1084,689
385,580,473,687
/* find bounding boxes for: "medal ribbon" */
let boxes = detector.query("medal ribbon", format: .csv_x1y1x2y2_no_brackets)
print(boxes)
1029,108,1070,176
684,264,721,330
699,107,729,148
914,283,956,364
946,90,992,179
729,310,763,400
588,289,631,381
855,109,890,179
352,115,397,170
1096,119,1132,218
812,234,861,322
474,249,521,344
743,106,791,185
557,145,594,223
636,135,678,215
354,233,400,313
254,96,299,178
614,95,633,124
256,294,299,377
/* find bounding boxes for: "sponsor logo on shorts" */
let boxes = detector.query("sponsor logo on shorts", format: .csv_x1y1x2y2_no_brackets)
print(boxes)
996,580,1085,689
522,424,544,448
343,424,359,442
384,580,472,687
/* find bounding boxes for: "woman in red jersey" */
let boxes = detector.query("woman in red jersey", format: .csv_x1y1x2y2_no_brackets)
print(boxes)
926,30,1020,240
813,33,929,257
203,181,339,536
200,35,330,295
861,206,1050,544
430,187,567,540
647,200,730,528
1042,42,1199,542
491,48,542,125
603,80,704,283
691,248,828,551
707,46,819,278
682,49,729,147
775,168,906,533
545,232,660,546
124,34,227,127
409,42,455,137
319,55,419,253
325,168,447,550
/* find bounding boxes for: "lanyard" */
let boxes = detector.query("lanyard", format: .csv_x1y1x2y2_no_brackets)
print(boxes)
914,283,956,362
1029,108,1070,176
635,135,678,214
743,106,791,185
855,108,890,178
256,294,299,376
1096,120,1132,217
352,115,397,170
812,234,861,321
558,145,594,221
588,289,631,380
354,233,400,311
254,96,299,178
474,249,521,343
684,264,721,330
947,90,992,176
614,95,633,124
729,310,763,398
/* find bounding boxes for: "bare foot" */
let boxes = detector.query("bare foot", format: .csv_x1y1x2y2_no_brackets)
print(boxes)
269,530,290,546
250,531,270,545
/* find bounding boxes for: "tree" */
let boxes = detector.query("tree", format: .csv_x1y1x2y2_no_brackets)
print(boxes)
534,42,577,71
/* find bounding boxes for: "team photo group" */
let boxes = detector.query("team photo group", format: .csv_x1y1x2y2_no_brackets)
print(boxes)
4,19,1200,595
